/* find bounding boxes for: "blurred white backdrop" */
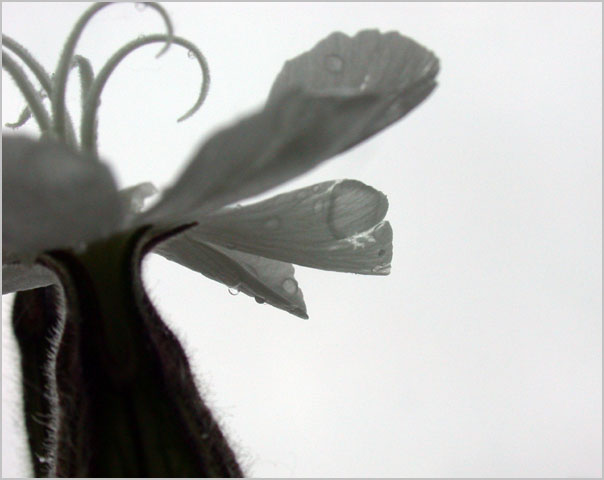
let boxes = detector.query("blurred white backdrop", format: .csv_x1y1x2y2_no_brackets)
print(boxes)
2,2,601,477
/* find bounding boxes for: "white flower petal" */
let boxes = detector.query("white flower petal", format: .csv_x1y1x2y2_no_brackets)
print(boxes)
3,135,123,256
269,30,440,147
189,180,393,275
154,235,308,319
142,90,380,226
143,31,437,227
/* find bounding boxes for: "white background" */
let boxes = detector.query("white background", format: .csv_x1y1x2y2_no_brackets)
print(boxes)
2,2,602,477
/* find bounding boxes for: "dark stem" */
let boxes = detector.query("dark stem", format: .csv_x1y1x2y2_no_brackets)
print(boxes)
12,286,63,477
42,229,242,477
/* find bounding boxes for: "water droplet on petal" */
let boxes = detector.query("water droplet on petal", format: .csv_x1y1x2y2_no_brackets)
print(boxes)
360,73,371,91
378,249,386,257
325,54,344,73
187,50,195,59
264,217,280,230
313,200,323,214
327,181,385,240
386,99,404,119
372,264,391,274
282,278,298,295
228,285,240,296
135,2,147,11
255,296,266,304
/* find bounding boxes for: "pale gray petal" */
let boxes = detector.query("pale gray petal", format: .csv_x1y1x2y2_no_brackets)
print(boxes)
190,180,393,275
143,31,437,227
269,30,440,148
142,90,380,227
154,235,308,319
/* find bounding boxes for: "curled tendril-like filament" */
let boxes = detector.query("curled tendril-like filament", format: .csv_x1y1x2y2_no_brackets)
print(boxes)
51,2,174,142
2,34,77,144
3,55,93,133
80,34,210,154
4,87,47,129
5,105,33,129
2,51,52,134
2,34,53,93
72,55,95,105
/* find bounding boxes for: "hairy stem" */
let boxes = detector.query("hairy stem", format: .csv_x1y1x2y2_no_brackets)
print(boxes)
41,230,242,477
12,286,64,478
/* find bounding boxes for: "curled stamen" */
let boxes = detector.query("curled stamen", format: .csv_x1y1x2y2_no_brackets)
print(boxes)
81,34,210,153
5,105,33,129
3,35,77,145
2,34,53,93
72,55,95,106
5,85,49,129
51,2,174,142
2,51,52,134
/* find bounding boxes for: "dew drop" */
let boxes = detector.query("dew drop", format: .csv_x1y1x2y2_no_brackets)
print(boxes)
228,285,240,296
327,181,384,240
360,73,371,91
282,278,298,295
386,99,403,118
313,200,323,214
255,296,266,304
264,217,280,230
187,50,195,59
134,2,147,11
378,249,386,257
325,54,344,73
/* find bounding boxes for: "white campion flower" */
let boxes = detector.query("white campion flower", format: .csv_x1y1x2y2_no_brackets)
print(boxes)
3,11,439,319
3,3,439,476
